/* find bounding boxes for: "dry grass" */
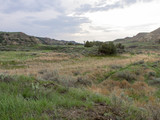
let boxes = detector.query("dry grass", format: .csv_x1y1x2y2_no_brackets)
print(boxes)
0,52,159,78
90,79,155,95
89,79,157,110
32,52,72,62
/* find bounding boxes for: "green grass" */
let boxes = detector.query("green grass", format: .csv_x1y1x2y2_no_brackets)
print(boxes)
0,74,110,120
155,89,160,98
0,74,150,120
146,62,160,77
0,51,37,61
36,44,98,55
97,63,135,83
0,60,26,69
0,51,38,69
0,44,98,56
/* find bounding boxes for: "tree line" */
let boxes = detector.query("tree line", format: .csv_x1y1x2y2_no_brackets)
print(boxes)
84,41,125,55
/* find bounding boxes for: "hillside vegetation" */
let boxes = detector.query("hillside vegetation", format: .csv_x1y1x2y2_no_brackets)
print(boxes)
0,32,78,46
0,32,40,45
114,27,160,50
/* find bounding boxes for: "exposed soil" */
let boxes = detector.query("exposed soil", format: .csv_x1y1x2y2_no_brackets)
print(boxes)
45,103,123,120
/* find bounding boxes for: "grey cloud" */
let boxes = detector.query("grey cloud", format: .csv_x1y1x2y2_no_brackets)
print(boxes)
0,0,91,39
32,15,90,33
76,1,125,13
76,0,153,13
0,0,63,13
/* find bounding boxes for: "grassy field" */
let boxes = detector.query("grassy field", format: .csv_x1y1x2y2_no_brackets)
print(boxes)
0,45,160,120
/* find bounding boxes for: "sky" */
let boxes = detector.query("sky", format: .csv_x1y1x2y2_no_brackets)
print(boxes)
0,0,160,43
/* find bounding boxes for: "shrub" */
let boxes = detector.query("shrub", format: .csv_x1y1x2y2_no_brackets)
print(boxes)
76,77,92,86
98,42,117,55
40,70,79,88
0,74,15,83
110,65,122,69
109,94,148,120
0,36,4,43
84,41,93,47
148,78,160,85
132,60,145,65
40,70,60,82
147,71,156,78
145,101,160,120
115,71,136,82
58,75,77,88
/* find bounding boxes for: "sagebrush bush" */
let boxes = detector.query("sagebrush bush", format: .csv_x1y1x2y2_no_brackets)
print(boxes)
72,70,80,76
76,77,92,86
40,70,92,88
145,101,160,120
109,94,148,120
132,60,145,65
40,70,76,88
148,78,160,85
115,71,136,82
58,75,77,88
102,80,131,89
0,74,15,83
40,70,60,82
110,65,122,69
147,71,156,77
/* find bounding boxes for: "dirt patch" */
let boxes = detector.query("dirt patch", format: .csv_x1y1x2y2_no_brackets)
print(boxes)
46,103,123,120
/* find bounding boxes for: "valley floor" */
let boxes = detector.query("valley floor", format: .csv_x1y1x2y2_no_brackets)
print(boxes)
0,46,160,120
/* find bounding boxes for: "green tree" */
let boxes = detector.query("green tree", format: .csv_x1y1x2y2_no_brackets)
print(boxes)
84,41,93,47
0,36,4,43
116,43,125,49
98,42,117,55
67,42,74,45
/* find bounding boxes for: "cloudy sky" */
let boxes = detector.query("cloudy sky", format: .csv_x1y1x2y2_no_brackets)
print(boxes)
0,0,160,42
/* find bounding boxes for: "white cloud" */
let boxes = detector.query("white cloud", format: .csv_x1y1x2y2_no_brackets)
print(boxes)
71,0,160,42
